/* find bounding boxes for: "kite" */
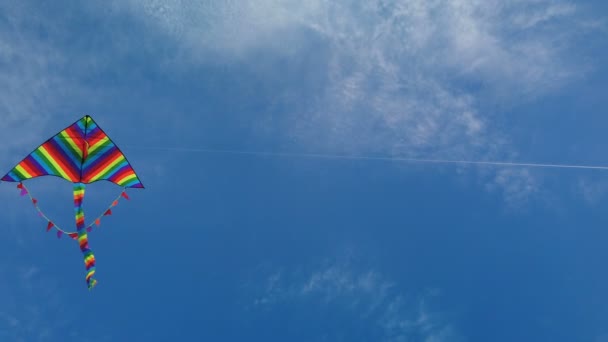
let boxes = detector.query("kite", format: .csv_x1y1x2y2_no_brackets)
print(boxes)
1,115,143,290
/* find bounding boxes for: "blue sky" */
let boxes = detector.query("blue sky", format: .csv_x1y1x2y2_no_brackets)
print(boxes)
1,1,607,341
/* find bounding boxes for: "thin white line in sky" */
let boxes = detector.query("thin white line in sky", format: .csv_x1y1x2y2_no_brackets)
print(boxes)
124,145,608,171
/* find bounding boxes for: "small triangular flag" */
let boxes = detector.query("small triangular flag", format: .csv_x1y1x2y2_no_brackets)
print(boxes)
17,183,23,189
47,222,54,232
95,218,101,226
86,227,92,232
32,198,37,205
57,230,63,239
20,188,27,196
69,233,78,240
104,209,112,216
121,191,130,200
112,200,118,207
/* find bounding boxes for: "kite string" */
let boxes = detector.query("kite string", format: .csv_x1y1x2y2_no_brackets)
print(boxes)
122,145,608,171
17,183,127,237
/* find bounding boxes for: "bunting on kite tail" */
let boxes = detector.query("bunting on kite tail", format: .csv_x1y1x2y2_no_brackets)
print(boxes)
1,115,144,290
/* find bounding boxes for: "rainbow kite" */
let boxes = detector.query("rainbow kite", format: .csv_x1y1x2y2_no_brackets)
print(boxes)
1,115,143,289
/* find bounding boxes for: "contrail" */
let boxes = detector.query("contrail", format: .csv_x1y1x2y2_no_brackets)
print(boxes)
124,146,608,171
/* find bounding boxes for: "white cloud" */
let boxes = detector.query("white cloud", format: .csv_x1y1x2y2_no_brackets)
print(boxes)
485,168,540,207
0,3,92,168
107,0,597,204
252,262,461,342
511,3,576,29
575,177,608,206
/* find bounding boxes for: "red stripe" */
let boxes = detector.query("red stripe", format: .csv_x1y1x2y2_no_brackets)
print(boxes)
42,141,79,181
110,165,134,183
64,125,87,161
18,160,39,177
87,128,106,143
83,149,122,182
22,157,48,177
64,125,85,143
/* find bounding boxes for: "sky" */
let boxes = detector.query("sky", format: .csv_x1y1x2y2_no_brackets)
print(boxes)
0,1,607,341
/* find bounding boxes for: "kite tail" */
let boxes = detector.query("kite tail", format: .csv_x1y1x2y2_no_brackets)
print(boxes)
74,183,97,289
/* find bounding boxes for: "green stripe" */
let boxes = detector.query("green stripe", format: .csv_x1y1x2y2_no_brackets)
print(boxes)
96,157,127,179
88,138,112,156
33,149,63,176
12,167,27,179
54,136,82,164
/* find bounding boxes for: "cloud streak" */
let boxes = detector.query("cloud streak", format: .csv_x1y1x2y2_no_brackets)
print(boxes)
252,262,461,342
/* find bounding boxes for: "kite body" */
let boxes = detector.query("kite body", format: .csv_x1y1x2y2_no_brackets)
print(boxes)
2,115,143,289
2,115,143,187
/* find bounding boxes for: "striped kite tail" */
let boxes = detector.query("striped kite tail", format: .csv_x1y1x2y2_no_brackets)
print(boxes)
74,183,97,289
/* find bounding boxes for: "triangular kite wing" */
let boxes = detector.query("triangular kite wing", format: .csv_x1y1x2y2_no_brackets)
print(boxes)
2,115,144,188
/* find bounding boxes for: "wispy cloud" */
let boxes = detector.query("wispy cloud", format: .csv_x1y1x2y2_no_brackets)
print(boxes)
252,262,462,341
575,177,608,206
484,168,540,208
0,3,97,168
106,0,598,204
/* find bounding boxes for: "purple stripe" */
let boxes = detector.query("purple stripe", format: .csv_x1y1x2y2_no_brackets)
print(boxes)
84,142,113,168
48,138,81,176
76,120,87,134
23,155,49,176
82,145,118,176
1,174,17,181
106,163,130,180
86,125,100,137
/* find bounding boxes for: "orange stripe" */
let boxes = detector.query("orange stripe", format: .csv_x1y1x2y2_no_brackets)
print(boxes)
84,151,122,182
42,142,79,181
18,160,38,177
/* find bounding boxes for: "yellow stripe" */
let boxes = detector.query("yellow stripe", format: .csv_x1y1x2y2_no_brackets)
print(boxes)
15,165,32,178
59,131,83,159
89,156,124,182
117,173,137,185
88,136,110,154
39,146,71,180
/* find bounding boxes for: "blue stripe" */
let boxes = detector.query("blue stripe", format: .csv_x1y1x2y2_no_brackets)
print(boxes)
48,138,81,174
104,161,129,179
30,151,56,175
5,171,19,181
24,155,49,176
124,179,141,187
86,125,100,136
83,141,114,169
77,119,86,132
82,145,118,175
